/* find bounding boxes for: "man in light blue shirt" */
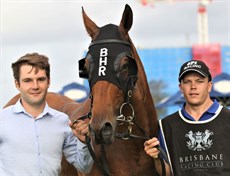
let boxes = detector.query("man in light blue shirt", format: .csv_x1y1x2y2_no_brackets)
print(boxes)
0,53,93,176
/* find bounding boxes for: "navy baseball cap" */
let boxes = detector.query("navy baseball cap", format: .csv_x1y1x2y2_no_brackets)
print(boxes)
178,60,212,82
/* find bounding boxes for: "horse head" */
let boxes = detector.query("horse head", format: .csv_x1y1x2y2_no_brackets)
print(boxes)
79,4,158,145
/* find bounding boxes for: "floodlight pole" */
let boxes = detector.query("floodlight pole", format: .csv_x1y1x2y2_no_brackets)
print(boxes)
198,0,210,44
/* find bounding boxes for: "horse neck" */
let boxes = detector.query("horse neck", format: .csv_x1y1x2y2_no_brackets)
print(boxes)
128,38,158,136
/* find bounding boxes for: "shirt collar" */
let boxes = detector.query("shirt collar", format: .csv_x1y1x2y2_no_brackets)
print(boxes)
181,99,219,121
13,99,54,117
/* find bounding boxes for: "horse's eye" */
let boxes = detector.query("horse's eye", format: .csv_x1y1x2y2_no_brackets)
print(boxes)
120,64,129,72
117,63,129,80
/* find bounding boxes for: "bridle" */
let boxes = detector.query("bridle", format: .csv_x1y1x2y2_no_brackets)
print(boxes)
116,90,151,140
76,37,168,176
79,37,149,139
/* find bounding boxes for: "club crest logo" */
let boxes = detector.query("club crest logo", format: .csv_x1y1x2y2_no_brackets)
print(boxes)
185,130,214,151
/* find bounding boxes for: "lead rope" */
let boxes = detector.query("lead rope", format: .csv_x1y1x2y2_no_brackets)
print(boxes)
84,95,111,176
74,113,110,174
85,135,110,176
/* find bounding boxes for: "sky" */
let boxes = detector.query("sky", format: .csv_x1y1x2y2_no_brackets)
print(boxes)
1,0,230,107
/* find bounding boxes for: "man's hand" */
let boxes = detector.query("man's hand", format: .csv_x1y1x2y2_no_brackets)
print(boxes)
144,137,160,159
69,118,90,143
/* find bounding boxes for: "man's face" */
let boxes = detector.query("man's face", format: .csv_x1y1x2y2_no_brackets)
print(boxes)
15,64,50,107
179,72,212,106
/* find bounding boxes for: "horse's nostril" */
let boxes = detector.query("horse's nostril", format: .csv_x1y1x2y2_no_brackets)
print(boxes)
100,123,113,144
102,123,113,135
89,122,113,144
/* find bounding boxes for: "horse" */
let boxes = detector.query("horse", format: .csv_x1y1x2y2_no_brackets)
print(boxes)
4,4,160,176
77,4,159,175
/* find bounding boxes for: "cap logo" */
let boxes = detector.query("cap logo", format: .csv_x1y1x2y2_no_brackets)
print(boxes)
184,61,201,70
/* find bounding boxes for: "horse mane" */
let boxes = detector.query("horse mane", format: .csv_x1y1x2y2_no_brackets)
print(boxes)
128,36,154,103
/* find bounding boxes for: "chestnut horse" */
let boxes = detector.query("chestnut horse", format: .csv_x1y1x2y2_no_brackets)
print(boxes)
4,4,160,176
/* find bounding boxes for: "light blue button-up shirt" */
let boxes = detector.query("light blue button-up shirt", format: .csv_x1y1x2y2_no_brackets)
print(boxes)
0,100,93,176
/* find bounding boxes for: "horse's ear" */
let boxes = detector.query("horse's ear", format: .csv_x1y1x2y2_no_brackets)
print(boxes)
119,4,133,33
82,7,99,39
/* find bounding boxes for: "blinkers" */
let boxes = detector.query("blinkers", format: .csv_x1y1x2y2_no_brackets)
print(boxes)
78,24,138,93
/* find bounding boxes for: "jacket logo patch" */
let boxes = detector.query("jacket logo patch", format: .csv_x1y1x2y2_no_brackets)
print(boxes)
185,130,214,151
